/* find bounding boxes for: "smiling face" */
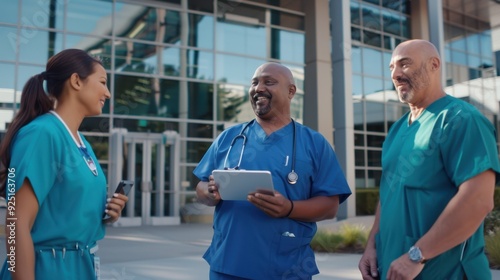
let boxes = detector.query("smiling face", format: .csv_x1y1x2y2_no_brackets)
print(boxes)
249,63,296,122
389,45,433,104
77,63,110,116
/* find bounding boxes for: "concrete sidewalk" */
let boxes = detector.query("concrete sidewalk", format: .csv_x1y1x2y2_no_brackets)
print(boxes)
1,214,499,279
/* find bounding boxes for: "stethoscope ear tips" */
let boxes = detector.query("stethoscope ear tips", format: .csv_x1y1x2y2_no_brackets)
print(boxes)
287,171,298,185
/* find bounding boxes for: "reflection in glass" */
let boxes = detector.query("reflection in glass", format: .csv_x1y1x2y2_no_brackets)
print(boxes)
0,63,15,91
216,54,265,85
114,74,180,118
363,30,382,48
355,149,365,166
67,0,112,36
364,77,384,96
355,133,365,146
115,42,179,75
352,75,363,96
352,27,361,42
113,118,179,133
401,16,410,37
351,2,361,25
355,169,366,188
365,101,384,132
354,101,364,130
362,4,381,31
187,141,213,163
216,83,249,122
368,170,382,187
188,123,213,138
382,0,401,12
187,50,214,80
382,51,392,79
480,32,492,57
363,48,383,77
271,29,304,64
18,31,63,64
1,1,17,24
188,82,214,120
382,10,401,36
66,35,113,69
0,27,18,62
21,0,64,30
17,65,44,90
352,46,362,73
216,21,266,58
114,4,181,45
367,150,382,166
80,135,109,160
188,14,214,49
367,134,385,148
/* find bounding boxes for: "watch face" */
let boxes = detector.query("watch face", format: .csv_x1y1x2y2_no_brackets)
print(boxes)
409,246,422,262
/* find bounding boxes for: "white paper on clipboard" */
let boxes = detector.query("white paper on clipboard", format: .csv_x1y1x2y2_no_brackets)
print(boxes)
212,169,275,201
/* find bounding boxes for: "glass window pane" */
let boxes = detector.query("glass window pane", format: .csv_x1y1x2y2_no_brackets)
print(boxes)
216,83,250,122
382,10,400,36
216,21,266,58
187,141,213,163
188,0,214,13
355,149,365,166
270,11,304,30
364,77,384,95
363,30,382,48
80,134,109,160
188,82,214,120
21,0,64,30
114,4,181,45
351,2,361,25
367,150,382,166
18,30,64,65
352,46,362,73
363,48,383,77
367,134,385,148
65,35,113,69
401,16,410,37
187,49,214,80
0,27,19,62
216,54,265,86
382,51,392,79
466,33,480,55
67,0,112,36
367,169,382,187
0,63,17,130
365,101,384,132
114,42,180,75
363,0,379,5
387,102,405,127
114,75,180,118
17,65,44,90
468,55,481,69
355,133,365,146
362,5,381,31
382,0,401,12
354,101,364,130
451,50,467,66
219,3,266,24
352,75,363,96
355,169,366,188
383,35,397,50
271,29,304,64
188,14,214,49
113,118,179,133
480,32,493,57
401,0,411,14
352,27,361,42
1,1,18,24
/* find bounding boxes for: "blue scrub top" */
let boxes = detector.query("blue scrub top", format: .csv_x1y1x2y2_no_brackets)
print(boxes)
0,113,107,280
378,95,500,279
193,120,351,279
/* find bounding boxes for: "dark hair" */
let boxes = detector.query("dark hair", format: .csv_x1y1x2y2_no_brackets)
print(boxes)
0,49,102,197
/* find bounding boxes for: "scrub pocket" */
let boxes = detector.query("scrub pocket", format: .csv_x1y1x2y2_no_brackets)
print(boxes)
274,234,317,279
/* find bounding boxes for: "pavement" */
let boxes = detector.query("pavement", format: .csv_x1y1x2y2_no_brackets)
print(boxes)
1,214,500,279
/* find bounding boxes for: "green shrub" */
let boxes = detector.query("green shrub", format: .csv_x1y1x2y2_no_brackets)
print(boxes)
311,223,368,254
486,232,500,269
494,188,500,212
356,188,379,216
485,210,500,236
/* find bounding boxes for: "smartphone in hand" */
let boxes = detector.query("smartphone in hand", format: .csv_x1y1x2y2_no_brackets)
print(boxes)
103,180,134,220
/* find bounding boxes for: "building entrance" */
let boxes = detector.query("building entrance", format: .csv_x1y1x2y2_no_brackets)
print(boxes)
108,129,181,226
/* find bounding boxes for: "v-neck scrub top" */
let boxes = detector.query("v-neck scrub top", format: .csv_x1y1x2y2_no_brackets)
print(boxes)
193,120,351,279
0,113,107,280
377,95,500,279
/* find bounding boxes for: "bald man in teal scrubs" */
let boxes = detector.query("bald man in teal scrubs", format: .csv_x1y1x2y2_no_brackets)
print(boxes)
359,39,500,280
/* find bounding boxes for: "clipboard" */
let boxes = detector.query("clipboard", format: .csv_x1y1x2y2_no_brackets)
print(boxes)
212,170,275,200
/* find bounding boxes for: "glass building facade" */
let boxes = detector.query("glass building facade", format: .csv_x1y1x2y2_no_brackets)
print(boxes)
1,0,499,221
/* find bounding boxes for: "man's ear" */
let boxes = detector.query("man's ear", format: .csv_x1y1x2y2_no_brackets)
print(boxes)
69,73,82,91
430,57,440,72
288,84,296,99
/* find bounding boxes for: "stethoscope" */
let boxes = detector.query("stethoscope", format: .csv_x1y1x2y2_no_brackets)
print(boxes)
223,119,298,185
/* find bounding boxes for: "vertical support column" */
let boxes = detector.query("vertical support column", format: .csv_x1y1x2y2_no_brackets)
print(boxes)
108,129,126,199
330,0,356,219
303,0,333,143
427,0,446,85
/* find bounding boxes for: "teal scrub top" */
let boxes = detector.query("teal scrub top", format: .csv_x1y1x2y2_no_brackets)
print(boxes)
0,113,107,280
194,120,351,279
378,95,500,279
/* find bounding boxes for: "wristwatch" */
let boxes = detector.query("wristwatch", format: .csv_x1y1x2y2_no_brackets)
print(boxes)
408,246,427,264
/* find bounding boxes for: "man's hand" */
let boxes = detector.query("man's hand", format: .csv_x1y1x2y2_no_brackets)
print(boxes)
386,254,424,280
196,175,221,206
247,191,292,218
359,246,379,280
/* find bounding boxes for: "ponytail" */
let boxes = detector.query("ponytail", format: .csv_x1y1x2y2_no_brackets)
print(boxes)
0,73,54,197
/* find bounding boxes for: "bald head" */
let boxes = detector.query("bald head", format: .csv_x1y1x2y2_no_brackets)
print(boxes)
253,62,295,86
394,39,441,63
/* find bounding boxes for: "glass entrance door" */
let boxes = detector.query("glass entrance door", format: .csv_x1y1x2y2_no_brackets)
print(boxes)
109,129,180,226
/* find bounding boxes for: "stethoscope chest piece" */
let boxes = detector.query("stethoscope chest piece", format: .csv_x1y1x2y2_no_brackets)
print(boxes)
287,171,298,185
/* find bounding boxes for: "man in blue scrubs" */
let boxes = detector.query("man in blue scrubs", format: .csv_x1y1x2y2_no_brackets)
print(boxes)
194,62,352,279
359,40,500,279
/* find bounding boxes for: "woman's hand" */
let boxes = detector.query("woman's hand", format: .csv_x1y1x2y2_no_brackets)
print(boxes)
103,193,128,223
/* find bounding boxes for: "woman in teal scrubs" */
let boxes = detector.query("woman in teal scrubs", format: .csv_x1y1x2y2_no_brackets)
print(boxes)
0,49,128,280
